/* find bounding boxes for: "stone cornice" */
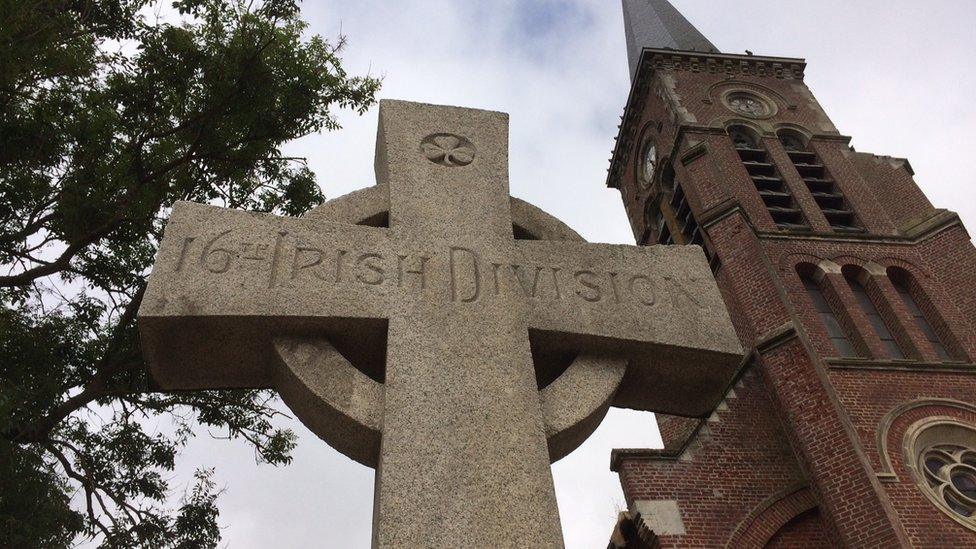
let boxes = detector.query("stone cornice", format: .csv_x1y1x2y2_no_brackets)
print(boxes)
610,447,682,471
606,49,807,190
826,358,976,374
696,198,961,246
699,198,746,230
755,322,799,355
638,48,806,80
756,210,963,245
900,209,963,240
677,124,851,143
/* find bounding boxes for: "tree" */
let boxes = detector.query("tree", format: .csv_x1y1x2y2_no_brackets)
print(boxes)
0,1,379,546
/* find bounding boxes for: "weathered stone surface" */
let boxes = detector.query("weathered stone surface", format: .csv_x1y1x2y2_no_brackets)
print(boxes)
138,99,743,548
541,354,627,462
273,337,383,468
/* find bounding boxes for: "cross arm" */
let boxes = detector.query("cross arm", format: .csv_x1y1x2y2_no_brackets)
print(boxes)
139,201,397,391
515,240,743,417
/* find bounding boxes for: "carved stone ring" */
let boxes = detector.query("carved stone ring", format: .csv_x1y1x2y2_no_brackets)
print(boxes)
420,133,476,167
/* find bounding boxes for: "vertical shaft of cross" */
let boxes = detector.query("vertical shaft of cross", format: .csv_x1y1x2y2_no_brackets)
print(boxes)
371,101,564,547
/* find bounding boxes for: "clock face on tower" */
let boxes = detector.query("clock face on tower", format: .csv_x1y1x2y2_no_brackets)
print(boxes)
641,140,656,187
726,92,772,118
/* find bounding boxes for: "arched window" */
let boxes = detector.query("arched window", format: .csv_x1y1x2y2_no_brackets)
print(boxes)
729,125,805,229
778,130,807,152
845,269,904,359
799,267,856,357
729,126,759,150
660,160,676,194
889,269,951,361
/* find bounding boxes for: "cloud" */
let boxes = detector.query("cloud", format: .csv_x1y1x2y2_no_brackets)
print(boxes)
106,1,976,548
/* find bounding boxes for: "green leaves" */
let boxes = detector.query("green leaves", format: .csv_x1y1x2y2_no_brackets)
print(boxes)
0,0,379,544
0,442,85,548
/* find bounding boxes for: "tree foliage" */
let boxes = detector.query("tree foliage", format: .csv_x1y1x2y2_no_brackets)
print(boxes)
0,0,379,545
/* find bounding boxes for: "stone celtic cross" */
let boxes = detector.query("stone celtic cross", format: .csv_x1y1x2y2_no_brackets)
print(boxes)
138,100,742,547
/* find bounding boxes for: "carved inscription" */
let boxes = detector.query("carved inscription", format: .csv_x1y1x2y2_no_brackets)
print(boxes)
288,244,429,292
169,230,702,309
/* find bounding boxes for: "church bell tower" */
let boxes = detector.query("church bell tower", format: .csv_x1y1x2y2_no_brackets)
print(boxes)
608,1,976,547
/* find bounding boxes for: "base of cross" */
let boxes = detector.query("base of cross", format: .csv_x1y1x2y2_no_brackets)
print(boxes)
138,99,743,547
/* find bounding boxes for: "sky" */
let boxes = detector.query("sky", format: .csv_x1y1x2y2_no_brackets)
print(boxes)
154,1,976,547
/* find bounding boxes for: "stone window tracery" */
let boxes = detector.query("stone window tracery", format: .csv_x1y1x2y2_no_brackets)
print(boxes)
779,132,807,152
724,91,774,118
729,127,758,150
908,420,976,530
922,444,976,517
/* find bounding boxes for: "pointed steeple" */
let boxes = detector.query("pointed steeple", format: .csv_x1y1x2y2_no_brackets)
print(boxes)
622,0,718,79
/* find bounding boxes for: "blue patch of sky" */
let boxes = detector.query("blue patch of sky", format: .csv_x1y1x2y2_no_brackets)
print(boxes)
470,1,595,63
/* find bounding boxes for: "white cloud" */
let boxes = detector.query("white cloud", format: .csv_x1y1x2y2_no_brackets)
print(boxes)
145,1,976,548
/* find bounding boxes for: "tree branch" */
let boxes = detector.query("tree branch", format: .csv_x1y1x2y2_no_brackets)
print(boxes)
44,442,114,540
5,284,147,444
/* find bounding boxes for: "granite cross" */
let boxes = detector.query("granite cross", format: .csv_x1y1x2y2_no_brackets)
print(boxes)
138,100,742,547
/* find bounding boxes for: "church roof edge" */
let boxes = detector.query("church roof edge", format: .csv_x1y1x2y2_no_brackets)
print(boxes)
637,47,805,67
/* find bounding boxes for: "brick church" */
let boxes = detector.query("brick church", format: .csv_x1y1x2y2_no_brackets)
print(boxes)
606,1,976,547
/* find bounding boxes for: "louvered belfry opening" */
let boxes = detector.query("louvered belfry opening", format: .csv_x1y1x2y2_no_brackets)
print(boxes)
670,182,702,246
647,200,673,245
779,130,861,232
729,126,807,230
669,182,718,271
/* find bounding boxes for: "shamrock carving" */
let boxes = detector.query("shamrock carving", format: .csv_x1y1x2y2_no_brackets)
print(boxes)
420,133,476,167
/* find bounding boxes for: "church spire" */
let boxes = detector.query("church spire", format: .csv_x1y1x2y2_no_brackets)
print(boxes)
622,0,718,79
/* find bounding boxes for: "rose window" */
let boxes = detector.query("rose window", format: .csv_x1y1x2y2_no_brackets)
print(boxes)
920,444,976,520
726,92,771,118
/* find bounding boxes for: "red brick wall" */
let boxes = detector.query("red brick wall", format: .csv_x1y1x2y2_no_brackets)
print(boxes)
918,225,976,355
612,55,976,548
659,71,837,133
850,152,933,229
765,509,832,548
828,373,976,547
616,370,822,548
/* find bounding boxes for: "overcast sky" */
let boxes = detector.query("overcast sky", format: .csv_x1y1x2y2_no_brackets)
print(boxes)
154,1,976,547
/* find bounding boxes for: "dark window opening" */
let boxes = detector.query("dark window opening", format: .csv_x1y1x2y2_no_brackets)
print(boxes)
780,132,807,152
846,272,904,359
669,183,718,271
801,273,857,358
891,276,951,361
646,203,673,246
660,161,676,193
730,127,759,151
